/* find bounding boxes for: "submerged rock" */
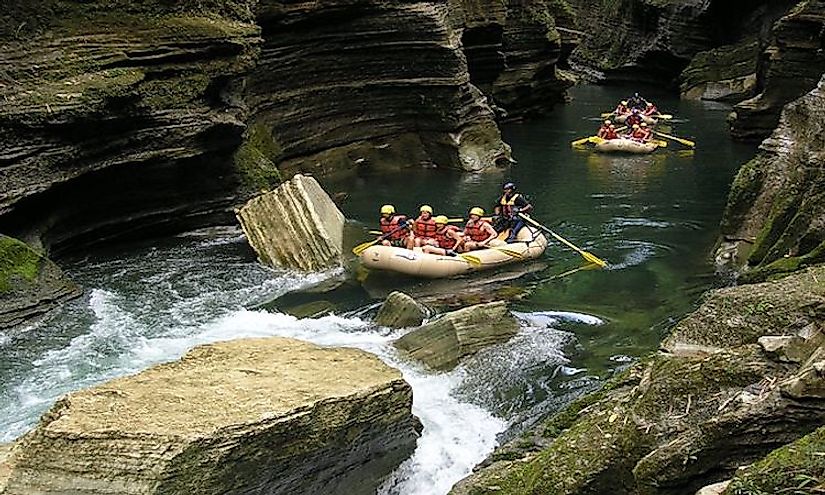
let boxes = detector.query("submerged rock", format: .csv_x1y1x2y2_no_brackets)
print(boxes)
236,174,345,272
394,301,520,371
1,337,421,495
0,235,81,329
375,291,428,328
451,265,825,495
718,74,825,280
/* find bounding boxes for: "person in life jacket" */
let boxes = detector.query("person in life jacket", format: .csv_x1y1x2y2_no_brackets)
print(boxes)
643,101,658,117
410,204,439,249
463,207,498,251
422,215,463,256
638,122,653,141
597,120,618,140
629,124,648,142
628,92,648,110
625,108,643,127
614,101,630,115
493,182,533,243
378,204,409,247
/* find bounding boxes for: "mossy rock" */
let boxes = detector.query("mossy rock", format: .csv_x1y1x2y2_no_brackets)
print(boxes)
0,236,41,293
233,119,283,193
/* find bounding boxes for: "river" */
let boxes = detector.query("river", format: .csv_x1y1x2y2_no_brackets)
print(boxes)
0,85,756,494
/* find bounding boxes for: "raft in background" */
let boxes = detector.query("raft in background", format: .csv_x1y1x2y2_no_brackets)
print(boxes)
359,227,547,278
613,114,658,125
594,137,659,154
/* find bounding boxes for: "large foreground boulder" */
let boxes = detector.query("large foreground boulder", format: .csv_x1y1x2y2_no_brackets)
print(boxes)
0,337,421,495
0,235,81,329
394,301,520,371
236,174,345,272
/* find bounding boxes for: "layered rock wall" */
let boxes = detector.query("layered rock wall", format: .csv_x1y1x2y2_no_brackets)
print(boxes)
718,73,825,280
0,337,421,495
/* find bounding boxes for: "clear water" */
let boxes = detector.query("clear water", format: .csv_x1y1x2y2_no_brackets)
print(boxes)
0,85,756,494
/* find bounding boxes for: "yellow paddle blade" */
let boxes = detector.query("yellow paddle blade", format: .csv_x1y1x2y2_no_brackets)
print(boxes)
518,214,608,268
582,251,608,267
654,140,668,147
368,230,382,235
459,254,481,266
589,136,605,144
571,136,592,146
352,240,377,255
447,218,465,223
493,247,524,259
655,114,673,119
654,131,695,147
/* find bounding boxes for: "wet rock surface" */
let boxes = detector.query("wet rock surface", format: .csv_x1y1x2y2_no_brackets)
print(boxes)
376,291,428,328
451,265,825,495
0,235,81,330
718,74,825,280
236,174,345,271
394,301,521,371
0,337,421,495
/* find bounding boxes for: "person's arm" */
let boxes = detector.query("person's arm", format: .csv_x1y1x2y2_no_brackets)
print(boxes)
514,196,533,215
482,223,497,243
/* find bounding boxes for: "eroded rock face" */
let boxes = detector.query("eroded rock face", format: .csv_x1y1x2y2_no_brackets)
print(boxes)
718,74,825,280
376,291,428,328
0,235,81,329
0,337,421,495
451,265,825,495
394,301,520,371
236,174,345,271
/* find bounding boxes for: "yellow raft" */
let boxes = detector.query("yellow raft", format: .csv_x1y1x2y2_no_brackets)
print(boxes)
594,137,659,154
359,226,547,278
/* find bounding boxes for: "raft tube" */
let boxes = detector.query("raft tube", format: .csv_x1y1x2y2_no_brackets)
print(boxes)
359,226,547,278
594,138,658,154
613,114,657,125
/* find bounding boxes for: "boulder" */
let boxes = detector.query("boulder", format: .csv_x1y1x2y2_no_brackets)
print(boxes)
758,335,811,363
236,174,345,272
0,235,81,329
0,337,421,495
696,480,730,495
394,301,520,371
375,291,428,328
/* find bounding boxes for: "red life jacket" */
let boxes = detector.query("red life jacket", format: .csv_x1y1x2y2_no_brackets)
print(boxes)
379,215,407,240
605,127,619,139
464,219,491,242
643,105,658,116
435,225,459,249
499,193,521,217
615,105,629,115
626,114,642,126
631,128,647,141
597,126,610,138
413,216,438,238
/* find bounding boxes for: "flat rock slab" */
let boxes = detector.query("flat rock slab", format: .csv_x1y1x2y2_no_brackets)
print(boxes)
394,301,520,371
237,174,345,272
2,337,420,495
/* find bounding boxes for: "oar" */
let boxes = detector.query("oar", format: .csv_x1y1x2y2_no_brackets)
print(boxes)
572,126,629,147
458,253,482,266
654,131,694,148
492,247,524,259
353,222,409,255
518,214,608,268
571,136,591,146
653,114,673,120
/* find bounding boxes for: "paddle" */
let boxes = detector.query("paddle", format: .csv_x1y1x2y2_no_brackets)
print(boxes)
572,126,629,147
653,114,673,120
458,253,482,266
492,247,524,259
353,222,409,255
518,214,608,268
654,130,695,147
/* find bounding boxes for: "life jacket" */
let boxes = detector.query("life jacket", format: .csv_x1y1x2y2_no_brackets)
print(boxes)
435,225,459,249
631,128,647,141
413,215,438,238
464,219,491,242
597,126,610,138
605,127,619,139
379,215,407,240
499,193,521,217
615,104,629,115
643,105,658,116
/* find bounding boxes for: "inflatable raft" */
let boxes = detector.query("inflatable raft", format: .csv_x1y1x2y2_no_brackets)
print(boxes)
359,226,547,278
594,138,658,154
613,114,657,125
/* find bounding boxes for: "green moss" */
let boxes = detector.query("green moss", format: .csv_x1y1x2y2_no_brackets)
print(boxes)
720,157,764,234
233,120,283,192
740,243,825,283
0,236,42,293
725,425,825,495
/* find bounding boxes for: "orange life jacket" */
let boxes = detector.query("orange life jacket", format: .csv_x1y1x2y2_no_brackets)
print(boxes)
631,128,647,140
379,215,407,240
464,219,491,242
615,104,629,114
499,193,521,217
413,216,438,238
435,225,459,249
643,105,658,116
626,114,642,126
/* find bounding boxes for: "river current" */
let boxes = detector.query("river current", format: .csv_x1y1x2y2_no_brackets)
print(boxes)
0,85,756,494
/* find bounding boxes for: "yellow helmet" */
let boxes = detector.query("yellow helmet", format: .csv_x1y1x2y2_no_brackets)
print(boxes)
469,207,484,217
419,205,433,214
434,215,448,225
632,124,640,129
640,122,648,127
380,204,395,215
604,120,612,125
621,100,628,105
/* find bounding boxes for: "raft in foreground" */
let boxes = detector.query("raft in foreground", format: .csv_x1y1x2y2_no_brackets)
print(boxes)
595,137,659,154
360,227,547,278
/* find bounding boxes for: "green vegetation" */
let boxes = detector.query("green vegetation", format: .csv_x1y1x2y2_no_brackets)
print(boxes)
0,236,41,293
725,426,825,495
233,120,283,192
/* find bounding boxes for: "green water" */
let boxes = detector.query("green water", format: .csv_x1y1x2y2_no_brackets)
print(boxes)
325,84,757,376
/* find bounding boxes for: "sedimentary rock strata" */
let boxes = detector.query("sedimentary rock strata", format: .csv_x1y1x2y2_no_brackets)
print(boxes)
376,291,428,328
236,174,345,271
718,73,825,279
0,235,81,329
0,337,421,495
